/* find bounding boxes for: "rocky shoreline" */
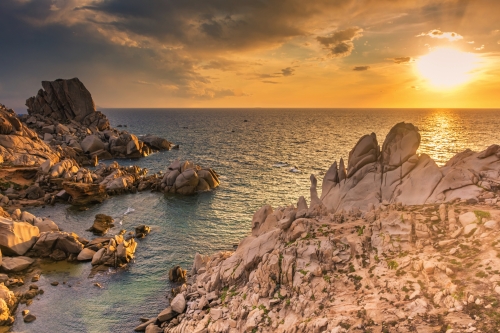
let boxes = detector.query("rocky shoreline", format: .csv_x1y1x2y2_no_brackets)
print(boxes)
137,124,500,333
0,78,221,328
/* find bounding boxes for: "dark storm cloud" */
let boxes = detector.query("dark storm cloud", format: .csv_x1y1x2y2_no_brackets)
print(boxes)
352,66,370,71
316,27,363,57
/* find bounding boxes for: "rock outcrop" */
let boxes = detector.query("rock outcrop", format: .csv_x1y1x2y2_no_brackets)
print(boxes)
159,160,220,195
22,78,173,162
0,104,59,167
320,122,500,213
143,194,500,333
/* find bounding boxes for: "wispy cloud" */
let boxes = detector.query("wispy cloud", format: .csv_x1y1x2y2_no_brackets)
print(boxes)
416,29,463,41
389,57,413,64
353,66,370,71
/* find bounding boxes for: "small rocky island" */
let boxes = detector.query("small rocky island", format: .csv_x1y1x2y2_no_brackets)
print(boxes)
138,123,500,333
0,78,220,327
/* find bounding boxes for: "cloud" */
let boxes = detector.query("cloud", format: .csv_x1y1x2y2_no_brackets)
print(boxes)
262,80,279,84
316,27,363,57
416,29,463,41
281,67,295,76
353,66,370,71
390,57,413,64
474,45,484,51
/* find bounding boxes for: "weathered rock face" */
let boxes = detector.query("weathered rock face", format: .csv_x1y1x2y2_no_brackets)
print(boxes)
0,104,59,167
26,78,97,123
62,182,108,206
0,217,39,256
321,122,500,213
381,122,420,169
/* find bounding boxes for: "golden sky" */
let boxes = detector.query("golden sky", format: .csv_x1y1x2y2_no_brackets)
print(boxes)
1,0,500,109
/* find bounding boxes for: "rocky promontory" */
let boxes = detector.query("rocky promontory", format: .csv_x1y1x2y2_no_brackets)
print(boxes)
0,78,220,209
22,78,174,163
141,123,500,333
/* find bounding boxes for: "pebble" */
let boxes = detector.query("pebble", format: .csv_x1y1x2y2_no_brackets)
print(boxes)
23,313,36,323
51,281,59,286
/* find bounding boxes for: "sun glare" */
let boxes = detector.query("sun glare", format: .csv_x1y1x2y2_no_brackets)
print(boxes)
416,48,479,89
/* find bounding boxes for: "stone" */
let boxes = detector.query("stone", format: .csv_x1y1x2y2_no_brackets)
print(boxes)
170,293,186,313
63,182,108,206
80,135,105,153
210,307,223,321
41,125,55,134
77,248,96,261
23,313,36,323
88,214,114,235
135,225,151,238
33,231,85,257
464,223,478,235
25,185,45,200
484,220,498,229
157,307,175,322
459,212,478,227
134,317,156,332
1,256,34,272
140,134,172,150
0,217,40,256
169,266,186,283
34,218,59,233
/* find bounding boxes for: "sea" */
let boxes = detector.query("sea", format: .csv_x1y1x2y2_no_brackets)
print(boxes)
11,108,500,332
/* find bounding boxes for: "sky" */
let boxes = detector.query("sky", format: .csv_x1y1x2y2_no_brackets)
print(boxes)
1,0,500,110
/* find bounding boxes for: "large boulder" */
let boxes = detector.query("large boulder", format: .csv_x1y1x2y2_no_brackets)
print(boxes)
0,218,39,256
32,231,85,258
80,135,105,154
140,134,172,150
1,256,35,272
381,122,420,169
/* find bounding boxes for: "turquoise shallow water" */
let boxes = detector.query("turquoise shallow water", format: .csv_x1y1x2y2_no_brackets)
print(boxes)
11,108,500,332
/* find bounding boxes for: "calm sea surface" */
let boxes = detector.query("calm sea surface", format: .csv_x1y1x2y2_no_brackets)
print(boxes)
12,108,500,332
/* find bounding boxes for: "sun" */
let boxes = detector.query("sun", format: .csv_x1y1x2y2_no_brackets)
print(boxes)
416,48,479,88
